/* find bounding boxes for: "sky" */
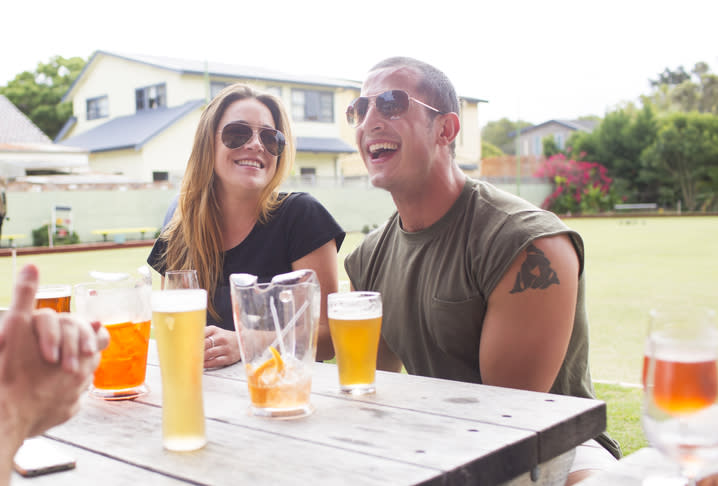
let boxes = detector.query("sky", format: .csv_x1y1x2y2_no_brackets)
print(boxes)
2,0,717,127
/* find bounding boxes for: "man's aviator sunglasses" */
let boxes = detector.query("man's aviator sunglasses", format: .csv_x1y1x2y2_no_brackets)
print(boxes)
346,90,444,127
220,122,286,156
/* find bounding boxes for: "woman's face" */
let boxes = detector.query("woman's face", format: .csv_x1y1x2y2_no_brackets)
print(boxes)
213,98,279,197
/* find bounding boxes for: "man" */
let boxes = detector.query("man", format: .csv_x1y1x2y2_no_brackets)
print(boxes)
0,264,108,485
343,57,620,485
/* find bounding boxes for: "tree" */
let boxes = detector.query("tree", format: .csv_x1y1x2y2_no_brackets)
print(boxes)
0,56,86,139
567,105,657,202
542,135,560,158
481,139,503,158
642,62,718,116
642,112,718,211
481,118,533,155
650,66,691,87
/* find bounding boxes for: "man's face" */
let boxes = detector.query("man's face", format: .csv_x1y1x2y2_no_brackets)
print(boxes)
354,66,440,193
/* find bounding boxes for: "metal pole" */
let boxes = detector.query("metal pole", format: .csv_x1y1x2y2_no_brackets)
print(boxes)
515,123,521,197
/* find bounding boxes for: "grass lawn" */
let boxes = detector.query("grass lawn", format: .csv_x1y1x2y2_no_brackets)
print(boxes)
1,216,716,456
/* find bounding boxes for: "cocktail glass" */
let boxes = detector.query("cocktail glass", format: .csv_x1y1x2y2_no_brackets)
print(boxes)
230,269,320,419
642,306,718,485
74,270,152,400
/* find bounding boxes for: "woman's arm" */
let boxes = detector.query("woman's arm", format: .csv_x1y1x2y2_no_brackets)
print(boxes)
292,239,339,361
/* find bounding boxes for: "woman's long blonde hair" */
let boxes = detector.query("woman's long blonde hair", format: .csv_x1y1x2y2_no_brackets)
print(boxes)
160,84,295,322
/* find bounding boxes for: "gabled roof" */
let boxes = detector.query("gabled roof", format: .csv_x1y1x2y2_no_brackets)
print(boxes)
516,119,598,136
63,50,363,102
0,95,52,144
296,137,356,154
58,99,204,153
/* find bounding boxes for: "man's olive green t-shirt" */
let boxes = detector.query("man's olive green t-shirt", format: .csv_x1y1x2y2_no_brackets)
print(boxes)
344,178,621,458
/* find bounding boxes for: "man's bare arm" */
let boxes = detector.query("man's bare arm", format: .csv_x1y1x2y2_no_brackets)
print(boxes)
479,234,579,392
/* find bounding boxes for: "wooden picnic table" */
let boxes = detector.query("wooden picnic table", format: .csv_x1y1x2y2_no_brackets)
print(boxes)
91,227,157,242
11,342,607,486
0,233,25,247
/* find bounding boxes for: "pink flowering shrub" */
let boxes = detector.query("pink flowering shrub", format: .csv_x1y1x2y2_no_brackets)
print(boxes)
534,154,618,214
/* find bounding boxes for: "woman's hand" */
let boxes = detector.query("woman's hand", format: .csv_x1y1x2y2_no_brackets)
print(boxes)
203,326,241,368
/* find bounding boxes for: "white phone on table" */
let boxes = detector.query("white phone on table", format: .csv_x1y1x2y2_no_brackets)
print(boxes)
13,437,76,477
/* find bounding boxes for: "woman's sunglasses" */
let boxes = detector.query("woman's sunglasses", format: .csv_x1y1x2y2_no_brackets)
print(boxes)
220,122,286,156
345,89,444,127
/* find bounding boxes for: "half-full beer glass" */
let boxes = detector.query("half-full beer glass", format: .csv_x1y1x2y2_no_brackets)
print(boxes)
231,270,320,418
328,291,382,395
152,289,207,451
35,284,72,312
74,274,152,400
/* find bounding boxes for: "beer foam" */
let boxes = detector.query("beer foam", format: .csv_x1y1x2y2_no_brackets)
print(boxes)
36,286,71,299
151,289,207,313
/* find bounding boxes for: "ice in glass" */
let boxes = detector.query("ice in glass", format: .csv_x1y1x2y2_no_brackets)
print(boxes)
230,270,320,418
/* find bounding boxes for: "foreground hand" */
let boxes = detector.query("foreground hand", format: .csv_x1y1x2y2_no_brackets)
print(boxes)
0,264,103,443
33,309,109,373
204,326,241,368
699,473,718,486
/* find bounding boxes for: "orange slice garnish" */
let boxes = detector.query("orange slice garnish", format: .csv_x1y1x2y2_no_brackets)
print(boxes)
252,346,284,381
268,346,284,374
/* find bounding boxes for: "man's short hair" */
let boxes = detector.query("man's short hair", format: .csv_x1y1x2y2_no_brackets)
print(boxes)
370,57,460,157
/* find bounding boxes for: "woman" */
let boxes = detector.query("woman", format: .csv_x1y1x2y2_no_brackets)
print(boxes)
148,84,344,368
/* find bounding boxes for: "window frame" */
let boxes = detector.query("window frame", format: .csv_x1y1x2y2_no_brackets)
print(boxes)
291,88,334,123
135,83,167,112
86,95,109,121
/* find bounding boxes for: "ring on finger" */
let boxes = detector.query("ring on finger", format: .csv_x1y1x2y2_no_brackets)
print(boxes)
209,336,216,348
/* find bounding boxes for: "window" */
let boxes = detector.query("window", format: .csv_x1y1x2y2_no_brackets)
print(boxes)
555,133,565,150
86,95,109,120
265,86,282,98
291,89,333,122
533,136,541,156
153,171,169,182
300,167,317,184
135,83,167,111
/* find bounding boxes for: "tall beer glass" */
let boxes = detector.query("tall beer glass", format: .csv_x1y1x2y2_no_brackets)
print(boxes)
74,276,152,400
163,270,199,290
327,291,382,395
35,284,72,312
152,289,207,451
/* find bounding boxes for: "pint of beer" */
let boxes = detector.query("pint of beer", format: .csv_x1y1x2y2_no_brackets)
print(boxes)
152,289,207,452
35,285,72,312
328,291,382,395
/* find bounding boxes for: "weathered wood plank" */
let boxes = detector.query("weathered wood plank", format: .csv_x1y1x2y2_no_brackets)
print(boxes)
197,348,606,463
138,365,538,484
10,436,193,485
19,341,602,485
44,395,439,486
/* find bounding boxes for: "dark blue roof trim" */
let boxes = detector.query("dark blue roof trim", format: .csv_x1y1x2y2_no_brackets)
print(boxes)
59,99,204,153
296,137,356,153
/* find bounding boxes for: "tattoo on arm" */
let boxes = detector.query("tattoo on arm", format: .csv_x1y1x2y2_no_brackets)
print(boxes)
510,244,560,294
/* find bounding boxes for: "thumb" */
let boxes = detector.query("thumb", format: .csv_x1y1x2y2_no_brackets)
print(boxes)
9,264,40,317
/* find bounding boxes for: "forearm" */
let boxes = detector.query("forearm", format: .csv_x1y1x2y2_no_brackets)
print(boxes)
0,401,29,485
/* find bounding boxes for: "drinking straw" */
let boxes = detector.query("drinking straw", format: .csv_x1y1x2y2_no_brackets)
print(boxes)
269,295,288,356
268,299,309,354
